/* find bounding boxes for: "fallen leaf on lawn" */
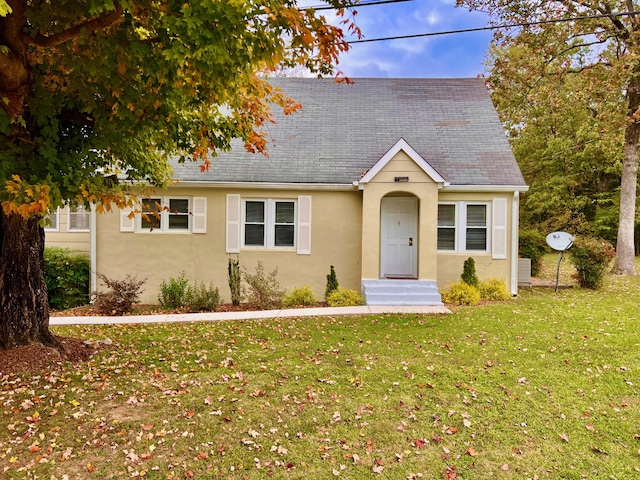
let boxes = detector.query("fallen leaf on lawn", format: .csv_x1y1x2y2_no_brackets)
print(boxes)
590,445,608,454
586,424,595,431
559,433,569,443
466,447,478,457
501,464,509,471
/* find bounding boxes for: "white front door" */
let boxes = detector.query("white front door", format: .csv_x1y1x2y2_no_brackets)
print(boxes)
381,197,418,278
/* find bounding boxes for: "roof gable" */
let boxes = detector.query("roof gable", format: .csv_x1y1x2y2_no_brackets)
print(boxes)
359,138,448,187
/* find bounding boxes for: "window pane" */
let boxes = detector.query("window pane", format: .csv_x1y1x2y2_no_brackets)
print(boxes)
141,198,161,229
438,204,455,226
437,228,455,250
275,202,294,223
275,225,295,247
69,205,90,230
466,228,487,250
168,215,189,230
245,224,265,246
169,198,189,214
466,205,486,226
44,211,58,230
246,201,264,223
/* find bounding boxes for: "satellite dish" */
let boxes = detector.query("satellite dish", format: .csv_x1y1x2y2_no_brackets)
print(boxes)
546,231,575,252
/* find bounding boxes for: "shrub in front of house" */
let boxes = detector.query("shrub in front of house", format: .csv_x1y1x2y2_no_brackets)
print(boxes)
479,278,511,301
282,285,318,308
519,229,548,277
325,265,339,301
44,247,90,310
461,257,479,288
94,273,146,315
185,281,220,312
228,257,242,306
570,236,615,289
243,261,286,309
326,287,363,307
440,281,480,306
158,271,189,309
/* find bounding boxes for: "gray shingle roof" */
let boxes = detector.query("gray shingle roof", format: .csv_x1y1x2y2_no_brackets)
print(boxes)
170,78,526,187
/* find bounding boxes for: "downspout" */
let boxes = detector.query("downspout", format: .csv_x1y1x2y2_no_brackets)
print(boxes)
510,191,520,296
90,204,97,297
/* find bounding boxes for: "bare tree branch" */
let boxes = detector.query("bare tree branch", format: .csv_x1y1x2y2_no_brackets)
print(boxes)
24,6,124,48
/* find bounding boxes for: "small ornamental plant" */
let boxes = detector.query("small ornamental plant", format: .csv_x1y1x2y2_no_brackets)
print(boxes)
228,257,242,306
440,281,481,306
461,257,479,287
326,287,363,307
94,273,146,315
479,278,511,301
243,261,286,309
325,265,339,301
282,286,318,307
570,236,615,289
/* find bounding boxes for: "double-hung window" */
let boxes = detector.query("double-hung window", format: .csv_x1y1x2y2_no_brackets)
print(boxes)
44,208,59,232
242,199,296,249
68,205,90,231
437,202,490,253
139,197,191,232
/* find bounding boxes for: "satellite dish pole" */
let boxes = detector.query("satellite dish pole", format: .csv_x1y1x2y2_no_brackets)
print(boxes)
545,232,576,293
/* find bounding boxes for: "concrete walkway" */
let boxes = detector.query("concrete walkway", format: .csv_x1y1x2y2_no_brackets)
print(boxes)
50,305,450,326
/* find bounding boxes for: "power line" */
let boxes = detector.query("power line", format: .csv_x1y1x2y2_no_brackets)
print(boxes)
304,0,415,11
348,10,640,44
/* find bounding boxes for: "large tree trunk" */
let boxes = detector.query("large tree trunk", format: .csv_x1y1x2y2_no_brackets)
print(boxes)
0,210,59,350
612,77,640,275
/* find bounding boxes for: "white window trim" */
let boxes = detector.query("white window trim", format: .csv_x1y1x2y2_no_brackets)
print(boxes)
437,201,491,253
136,196,193,233
44,208,60,232
67,205,91,232
241,198,297,250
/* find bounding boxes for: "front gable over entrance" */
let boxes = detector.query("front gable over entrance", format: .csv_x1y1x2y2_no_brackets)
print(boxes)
359,138,448,187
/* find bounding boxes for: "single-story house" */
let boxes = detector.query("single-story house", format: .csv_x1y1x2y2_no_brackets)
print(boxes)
92,78,528,305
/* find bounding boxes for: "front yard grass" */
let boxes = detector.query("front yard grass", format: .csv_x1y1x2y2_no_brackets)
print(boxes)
1,259,639,479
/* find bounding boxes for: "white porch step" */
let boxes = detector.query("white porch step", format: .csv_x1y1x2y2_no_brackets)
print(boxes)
361,279,443,306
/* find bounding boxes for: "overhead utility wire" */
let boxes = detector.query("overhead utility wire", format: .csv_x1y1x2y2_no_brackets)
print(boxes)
349,10,640,43
304,0,415,11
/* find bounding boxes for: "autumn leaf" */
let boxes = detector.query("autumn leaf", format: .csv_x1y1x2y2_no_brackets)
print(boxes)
559,433,569,443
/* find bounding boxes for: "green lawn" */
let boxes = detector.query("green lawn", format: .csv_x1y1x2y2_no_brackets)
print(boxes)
1,259,639,479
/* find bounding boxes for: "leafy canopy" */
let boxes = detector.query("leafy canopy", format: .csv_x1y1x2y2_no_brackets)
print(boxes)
0,0,358,217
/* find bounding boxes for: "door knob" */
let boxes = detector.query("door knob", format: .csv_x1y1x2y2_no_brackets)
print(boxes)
409,237,413,246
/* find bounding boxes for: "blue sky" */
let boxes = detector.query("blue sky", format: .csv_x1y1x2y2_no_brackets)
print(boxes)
314,0,493,78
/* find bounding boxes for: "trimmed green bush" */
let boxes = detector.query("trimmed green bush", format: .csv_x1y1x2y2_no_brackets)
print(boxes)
441,281,480,306
94,273,146,315
228,257,242,306
243,261,286,309
44,247,90,310
326,287,363,307
519,230,548,277
461,257,479,287
570,236,615,289
185,281,220,312
158,271,189,309
479,278,511,301
325,265,339,301
283,285,319,307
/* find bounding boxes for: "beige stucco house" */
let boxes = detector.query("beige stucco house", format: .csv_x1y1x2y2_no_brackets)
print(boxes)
93,78,528,305
45,205,92,254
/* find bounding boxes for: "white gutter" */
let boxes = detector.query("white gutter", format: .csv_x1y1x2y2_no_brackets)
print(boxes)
168,181,355,191
90,203,97,296
442,184,530,193
510,190,520,296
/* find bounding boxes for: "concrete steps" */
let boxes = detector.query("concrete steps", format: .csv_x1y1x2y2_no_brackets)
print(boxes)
361,279,443,306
